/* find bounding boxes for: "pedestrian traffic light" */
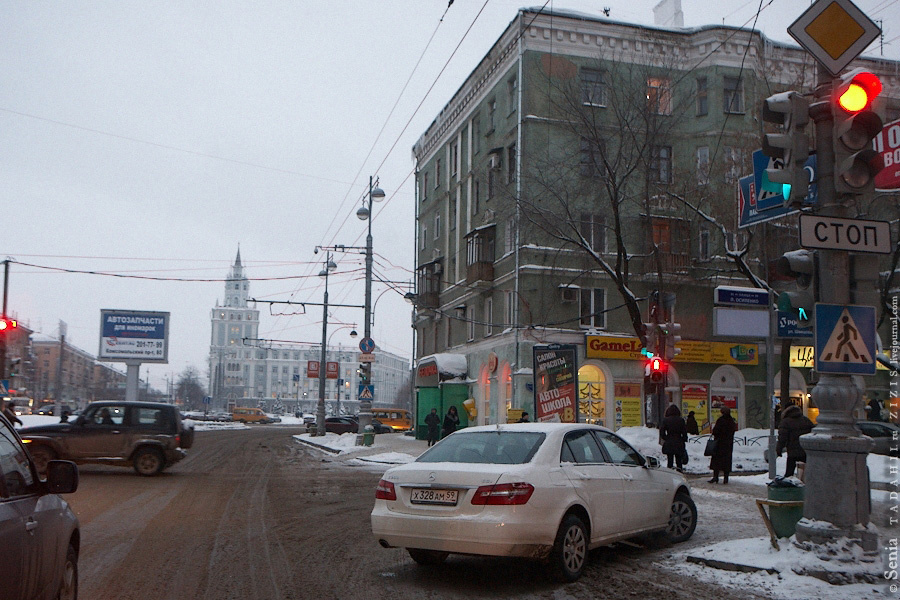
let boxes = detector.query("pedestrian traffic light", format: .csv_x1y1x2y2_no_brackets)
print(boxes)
663,321,682,361
646,356,666,383
775,249,817,328
833,69,884,196
761,91,811,205
0,318,17,333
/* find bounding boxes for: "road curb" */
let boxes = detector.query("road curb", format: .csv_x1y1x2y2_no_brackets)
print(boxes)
293,436,342,455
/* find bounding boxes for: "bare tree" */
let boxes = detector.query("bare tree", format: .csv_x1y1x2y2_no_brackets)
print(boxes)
176,366,206,411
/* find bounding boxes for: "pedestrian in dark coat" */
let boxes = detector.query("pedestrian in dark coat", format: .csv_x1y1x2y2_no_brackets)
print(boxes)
442,406,460,439
685,411,700,435
867,397,883,422
776,404,814,477
424,408,441,446
660,404,688,471
708,407,737,484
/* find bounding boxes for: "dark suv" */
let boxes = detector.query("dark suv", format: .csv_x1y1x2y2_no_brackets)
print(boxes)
0,412,79,600
19,401,195,476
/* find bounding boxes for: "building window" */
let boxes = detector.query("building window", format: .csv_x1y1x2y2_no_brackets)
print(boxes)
450,196,457,230
467,305,475,341
579,213,606,252
505,290,516,329
505,215,516,254
581,68,606,106
722,146,744,184
580,138,604,178
484,297,493,336
724,76,744,114
435,158,442,188
508,144,516,184
696,77,708,116
580,288,606,328
488,98,497,133
422,171,429,200
473,115,481,154
650,146,673,184
696,146,710,186
421,225,427,249
434,213,441,239
699,228,711,261
450,142,458,179
473,179,480,215
647,77,672,115
507,76,517,112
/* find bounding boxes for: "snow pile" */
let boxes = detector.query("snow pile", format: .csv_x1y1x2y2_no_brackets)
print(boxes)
664,535,886,599
186,420,248,431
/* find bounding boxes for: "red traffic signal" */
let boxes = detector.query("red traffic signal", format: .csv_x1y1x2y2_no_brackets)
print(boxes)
647,357,666,383
835,70,882,114
0,318,17,333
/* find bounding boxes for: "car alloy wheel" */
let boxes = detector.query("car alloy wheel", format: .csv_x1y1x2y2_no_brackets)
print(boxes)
666,492,697,543
58,544,78,600
549,514,588,582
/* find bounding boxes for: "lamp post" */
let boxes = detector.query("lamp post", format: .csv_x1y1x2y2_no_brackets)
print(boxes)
355,176,385,444
328,324,357,416
315,252,337,436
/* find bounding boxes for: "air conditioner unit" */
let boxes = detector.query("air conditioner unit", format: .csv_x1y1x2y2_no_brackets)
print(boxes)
560,287,578,303
433,262,443,274
488,154,500,170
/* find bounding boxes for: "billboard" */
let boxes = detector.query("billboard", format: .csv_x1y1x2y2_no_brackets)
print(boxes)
99,310,169,363
533,344,578,423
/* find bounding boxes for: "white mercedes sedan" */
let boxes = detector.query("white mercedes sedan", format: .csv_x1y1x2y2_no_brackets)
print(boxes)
371,423,696,582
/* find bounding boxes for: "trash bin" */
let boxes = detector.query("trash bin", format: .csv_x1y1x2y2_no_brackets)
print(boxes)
766,477,804,538
362,425,375,447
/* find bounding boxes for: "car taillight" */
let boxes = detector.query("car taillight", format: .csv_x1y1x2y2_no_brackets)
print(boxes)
375,479,397,501
176,435,181,445
471,482,534,505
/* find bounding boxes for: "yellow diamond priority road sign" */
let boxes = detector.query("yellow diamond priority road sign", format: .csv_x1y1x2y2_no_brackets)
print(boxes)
787,0,881,76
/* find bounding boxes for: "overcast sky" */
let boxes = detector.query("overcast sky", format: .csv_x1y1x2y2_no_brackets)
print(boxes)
3,0,898,392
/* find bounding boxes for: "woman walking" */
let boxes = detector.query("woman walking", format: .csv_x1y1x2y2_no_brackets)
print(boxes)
660,404,688,472
709,407,737,484
442,405,460,439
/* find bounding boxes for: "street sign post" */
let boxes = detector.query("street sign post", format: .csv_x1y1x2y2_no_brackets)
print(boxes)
799,214,891,253
714,285,769,307
358,337,375,353
777,311,814,339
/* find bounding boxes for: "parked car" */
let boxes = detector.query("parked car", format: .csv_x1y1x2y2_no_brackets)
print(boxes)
323,416,358,434
36,404,75,418
372,423,697,582
0,412,80,600
13,403,32,416
858,420,900,456
19,401,195,476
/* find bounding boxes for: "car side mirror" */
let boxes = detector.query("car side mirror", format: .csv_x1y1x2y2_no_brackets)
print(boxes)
644,456,660,469
45,460,79,494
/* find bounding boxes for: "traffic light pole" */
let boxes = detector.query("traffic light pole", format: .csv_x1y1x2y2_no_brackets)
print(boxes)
795,63,876,550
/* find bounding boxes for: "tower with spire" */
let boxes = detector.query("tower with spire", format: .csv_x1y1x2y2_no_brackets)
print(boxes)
209,247,259,407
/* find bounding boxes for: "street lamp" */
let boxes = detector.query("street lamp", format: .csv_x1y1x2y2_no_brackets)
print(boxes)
315,252,337,436
328,324,357,416
355,175,384,444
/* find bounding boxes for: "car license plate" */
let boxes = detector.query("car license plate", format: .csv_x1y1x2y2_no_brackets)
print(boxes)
410,488,458,506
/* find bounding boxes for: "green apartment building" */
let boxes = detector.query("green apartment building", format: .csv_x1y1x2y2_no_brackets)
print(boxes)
411,8,900,432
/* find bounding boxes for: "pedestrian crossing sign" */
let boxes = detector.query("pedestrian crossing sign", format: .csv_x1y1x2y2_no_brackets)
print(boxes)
358,384,374,401
814,304,876,375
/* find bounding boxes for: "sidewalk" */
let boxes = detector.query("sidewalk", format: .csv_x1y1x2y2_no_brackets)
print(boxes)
293,431,428,465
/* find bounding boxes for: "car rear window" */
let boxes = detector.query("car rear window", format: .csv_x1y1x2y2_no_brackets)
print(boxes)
417,431,545,464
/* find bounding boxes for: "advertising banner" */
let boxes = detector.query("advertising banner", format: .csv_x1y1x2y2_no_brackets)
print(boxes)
533,344,578,423
681,384,710,433
326,361,339,379
99,310,169,363
875,118,900,190
585,335,758,365
307,361,320,378
614,383,642,429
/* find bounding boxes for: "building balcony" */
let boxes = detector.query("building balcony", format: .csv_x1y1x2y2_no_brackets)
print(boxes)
466,260,494,284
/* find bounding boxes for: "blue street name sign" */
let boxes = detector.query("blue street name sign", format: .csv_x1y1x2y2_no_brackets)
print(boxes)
714,286,769,307
777,311,814,339
753,150,817,209
738,175,798,228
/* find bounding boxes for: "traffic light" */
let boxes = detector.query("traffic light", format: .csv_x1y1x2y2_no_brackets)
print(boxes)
664,321,682,361
761,91,811,205
0,318,17,333
833,69,884,195
646,356,666,383
359,363,370,385
776,249,817,328
642,323,659,358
